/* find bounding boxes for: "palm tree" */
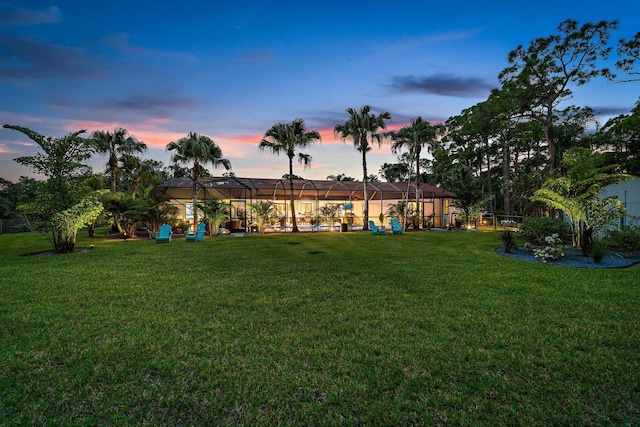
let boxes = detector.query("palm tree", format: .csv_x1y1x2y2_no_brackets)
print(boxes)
197,198,231,236
166,132,231,231
318,203,342,232
334,106,391,230
120,156,159,199
259,118,321,232
92,128,147,193
248,201,276,234
388,117,441,228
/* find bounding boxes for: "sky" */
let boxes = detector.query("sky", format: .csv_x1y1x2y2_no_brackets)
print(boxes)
1,1,639,183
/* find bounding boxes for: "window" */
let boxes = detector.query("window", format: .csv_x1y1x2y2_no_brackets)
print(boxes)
298,201,313,214
186,203,194,220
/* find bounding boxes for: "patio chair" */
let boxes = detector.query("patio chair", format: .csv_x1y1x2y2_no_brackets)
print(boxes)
154,224,172,243
390,218,403,234
368,220,386,235
185,223,206,242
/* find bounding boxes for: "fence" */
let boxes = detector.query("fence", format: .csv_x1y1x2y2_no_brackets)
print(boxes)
477,213,526,229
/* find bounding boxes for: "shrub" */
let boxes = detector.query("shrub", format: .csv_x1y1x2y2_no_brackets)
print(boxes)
520,217,571,246
592,244,607,263
609,225,640,257
532,233,565,263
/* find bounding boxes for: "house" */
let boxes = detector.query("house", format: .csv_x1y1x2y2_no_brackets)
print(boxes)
599,175,640,227
154,176,457,232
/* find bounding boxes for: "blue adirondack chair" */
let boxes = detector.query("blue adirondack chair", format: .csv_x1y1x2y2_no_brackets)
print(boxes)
368,220,386,235
185,223,206,242
154,224,172,243
390,218,403,234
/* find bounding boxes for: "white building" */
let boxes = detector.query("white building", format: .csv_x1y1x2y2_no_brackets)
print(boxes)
600,175,640,227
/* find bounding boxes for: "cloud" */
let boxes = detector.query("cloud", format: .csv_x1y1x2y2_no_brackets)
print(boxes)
383,29,484,54
63,118,187,150
0,142,12,154
388,73,496,98
305,111,348,130
101,32,199,64
99,94,199,119
360,28,484,64
231,51,273,64
589,105,634,117
0,3,62,25
0,35,100,79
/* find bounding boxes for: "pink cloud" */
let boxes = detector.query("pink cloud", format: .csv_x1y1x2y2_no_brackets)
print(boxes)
63,119,185,150
218,133,262,146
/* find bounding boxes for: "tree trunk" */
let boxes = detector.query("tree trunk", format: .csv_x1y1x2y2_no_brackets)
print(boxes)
289,159,299,232
581,223,593,257
415,154,421,228
54,232,75,254
544,102,556,177
485,138,493,213
131,180,138,199
109,154,118,193
502,133,512,216
192,168,198,231
362,148,369,231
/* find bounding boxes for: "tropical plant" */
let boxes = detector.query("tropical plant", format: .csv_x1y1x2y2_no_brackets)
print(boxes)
248,201,275,234
101,193,140,238
167,132,231,231
91,128,147,193
385,201,415,229
79,174,107,237
335,106,391,231
531,147,631,250
4,124,101,253
107,194,179,240
388,117,442,226
133,198,179,238
318,203,342,231
197,198,231,236
119,155,159,199
259,118,321,232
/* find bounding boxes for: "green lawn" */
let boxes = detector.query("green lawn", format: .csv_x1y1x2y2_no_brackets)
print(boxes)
1,230,639,425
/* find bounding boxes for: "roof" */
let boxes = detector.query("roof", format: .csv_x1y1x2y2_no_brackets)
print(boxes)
154,176,456,202
419,182,457,198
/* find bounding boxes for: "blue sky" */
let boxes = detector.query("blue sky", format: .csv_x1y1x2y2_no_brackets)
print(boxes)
1,1,639,182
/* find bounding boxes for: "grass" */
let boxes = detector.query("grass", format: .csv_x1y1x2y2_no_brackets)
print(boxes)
1,230,639,425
